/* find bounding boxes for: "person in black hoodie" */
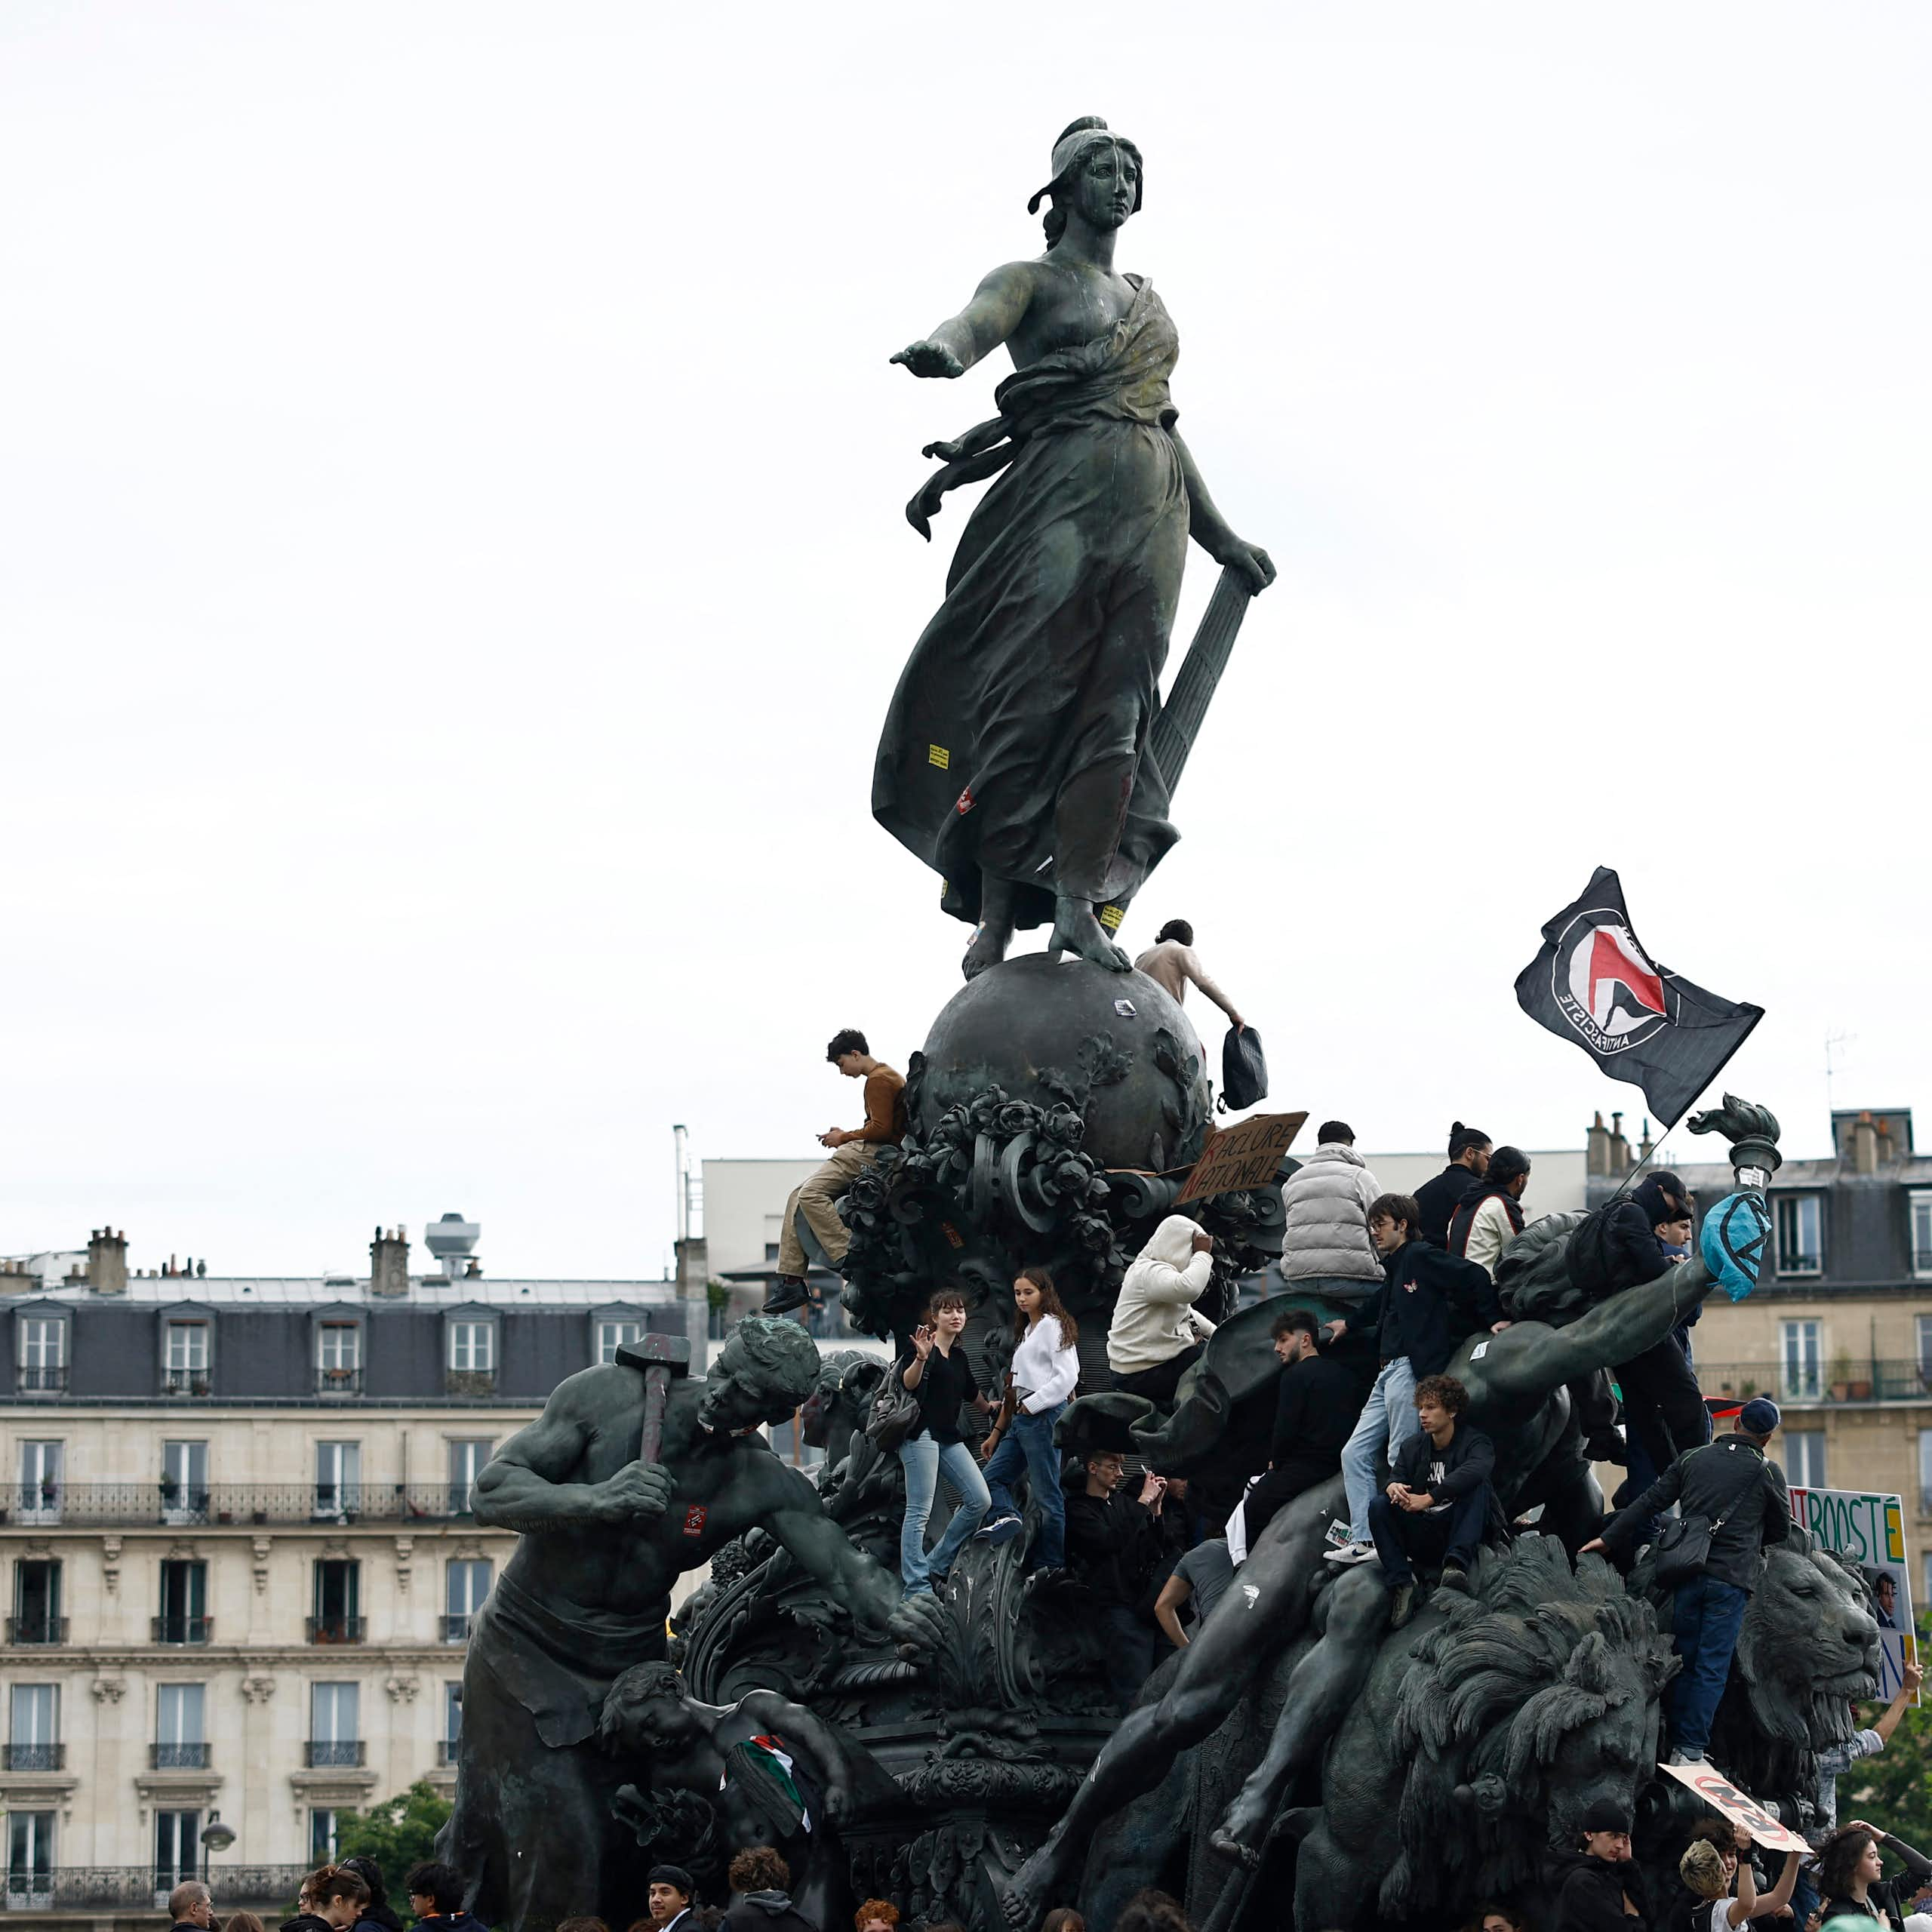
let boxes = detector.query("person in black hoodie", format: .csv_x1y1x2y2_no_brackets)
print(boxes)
1064,1447,1167,1712
721,1847,817,1932
1365,1374,1501,1628
1553,1798,1650,1932
403,1863,488,1932
285,1866,371,1932
1325,1193,1507,1567
340,1859,404,1932
1414,1123,1492,1247
1242,1309,1361,1546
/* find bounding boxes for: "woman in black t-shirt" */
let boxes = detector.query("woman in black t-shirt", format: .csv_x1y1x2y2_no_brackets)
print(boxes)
896,1288,992,1595
1815,1821,1932,1932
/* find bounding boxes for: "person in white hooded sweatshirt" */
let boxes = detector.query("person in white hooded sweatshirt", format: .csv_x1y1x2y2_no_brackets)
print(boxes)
1108,1215,1217,1406
1278,1121,1383,1294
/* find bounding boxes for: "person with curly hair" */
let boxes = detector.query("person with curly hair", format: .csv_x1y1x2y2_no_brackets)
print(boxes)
1817,1820,1932,1932
720,1850,813,1932
1112,1890,1192,1932
1365,1373,1500,1629
852,1903,897,1932
1677,1829,1800,1932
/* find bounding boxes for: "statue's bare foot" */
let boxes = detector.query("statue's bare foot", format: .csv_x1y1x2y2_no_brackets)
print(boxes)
962,918,1013,981
1208,1824,1261,1870
1048,899,1130,972
998,1840,1067,1930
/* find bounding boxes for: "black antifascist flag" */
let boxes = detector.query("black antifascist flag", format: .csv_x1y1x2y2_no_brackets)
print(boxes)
1515,866,1764,1127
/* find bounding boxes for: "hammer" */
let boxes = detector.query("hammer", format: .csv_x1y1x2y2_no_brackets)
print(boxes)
616,1332,694,1463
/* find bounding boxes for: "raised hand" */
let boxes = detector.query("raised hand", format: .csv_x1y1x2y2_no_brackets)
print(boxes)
598,1460,673,1522
910,1324,935,1361
891,340,965,379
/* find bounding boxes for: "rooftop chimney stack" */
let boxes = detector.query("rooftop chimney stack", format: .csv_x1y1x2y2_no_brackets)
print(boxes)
86,1228,128,1296
1586,1112,1611,1177
368,1225,411,1298
1853,1112,1880,1177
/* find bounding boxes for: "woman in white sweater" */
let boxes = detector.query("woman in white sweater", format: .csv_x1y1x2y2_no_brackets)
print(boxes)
976,1267,1081,1570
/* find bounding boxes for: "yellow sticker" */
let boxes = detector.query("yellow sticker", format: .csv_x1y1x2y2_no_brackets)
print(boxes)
1098,904,1124,931
928,744,950,769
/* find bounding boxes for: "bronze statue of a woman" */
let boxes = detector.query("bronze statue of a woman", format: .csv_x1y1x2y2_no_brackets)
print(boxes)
873,116,1275,980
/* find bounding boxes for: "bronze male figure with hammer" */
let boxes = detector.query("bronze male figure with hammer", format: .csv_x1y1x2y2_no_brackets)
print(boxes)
445,1316,938,1932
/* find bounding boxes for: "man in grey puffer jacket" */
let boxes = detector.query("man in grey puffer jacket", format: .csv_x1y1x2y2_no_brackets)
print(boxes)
1278,1122,1383,1292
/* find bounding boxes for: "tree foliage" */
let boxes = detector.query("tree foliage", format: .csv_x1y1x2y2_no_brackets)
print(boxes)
333,1782,454,1915
1838,1620,1932,1856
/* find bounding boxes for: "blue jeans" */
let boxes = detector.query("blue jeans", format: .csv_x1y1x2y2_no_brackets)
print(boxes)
1343,1358,1419,1542
1669,1573,1749,1753
982,1401,1067,1570
898,1435,990,1593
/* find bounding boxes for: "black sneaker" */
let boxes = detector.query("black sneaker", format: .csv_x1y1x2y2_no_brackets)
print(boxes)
1437,1561,1471,1593
762,1278,814,1315
1389,1583,1417,1630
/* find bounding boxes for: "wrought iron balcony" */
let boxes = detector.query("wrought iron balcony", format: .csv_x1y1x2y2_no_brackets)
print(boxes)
150,1615,214,1645
315,1367,364,1395
5,1617,69,1646
15,1366,67,1393
149,1742,211,1769
0,1866,311,1912
0,1483,496,1528
162,1367,212,1395
306,1616,367,1645
1698,1359,1932,1407
2,1744,63,1771
303,1740,366,1767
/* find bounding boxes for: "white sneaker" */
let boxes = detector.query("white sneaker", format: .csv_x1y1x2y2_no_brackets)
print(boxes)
1323,1540,1377,1565
1667,1750,1706,1766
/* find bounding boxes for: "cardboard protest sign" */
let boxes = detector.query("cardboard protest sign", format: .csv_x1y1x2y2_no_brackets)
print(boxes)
1657,1761,1810,1854
1789,1485,1919,1700
1175,1112,1308,1205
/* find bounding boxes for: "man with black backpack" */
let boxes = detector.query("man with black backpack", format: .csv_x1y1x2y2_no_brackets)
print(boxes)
1582,1398,1791,1767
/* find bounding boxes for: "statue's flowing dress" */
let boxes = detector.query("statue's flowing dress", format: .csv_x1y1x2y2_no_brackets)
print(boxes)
872,276,1189,931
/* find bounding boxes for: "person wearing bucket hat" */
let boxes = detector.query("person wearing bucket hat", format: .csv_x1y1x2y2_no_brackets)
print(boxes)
1583,1398,1791,1766
878,118,1275,982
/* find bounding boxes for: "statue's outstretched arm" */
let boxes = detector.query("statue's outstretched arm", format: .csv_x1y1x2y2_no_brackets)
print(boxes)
764,1472,943,1651
1475,1254,1715,1411
891,262,1035,379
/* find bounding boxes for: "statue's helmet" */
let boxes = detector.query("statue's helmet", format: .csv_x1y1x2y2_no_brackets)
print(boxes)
1027,115,1145,217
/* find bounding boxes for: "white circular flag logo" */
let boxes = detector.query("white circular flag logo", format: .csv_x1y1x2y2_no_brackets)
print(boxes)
1551,908,1673,1054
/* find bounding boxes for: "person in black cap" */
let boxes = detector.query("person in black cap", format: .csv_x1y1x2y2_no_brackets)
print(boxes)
1554,1797,1648,1932
646,1867,697,1932
1583,1398,1791,1766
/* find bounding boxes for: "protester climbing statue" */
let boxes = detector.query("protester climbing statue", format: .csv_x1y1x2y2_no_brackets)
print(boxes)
874,115,1277,980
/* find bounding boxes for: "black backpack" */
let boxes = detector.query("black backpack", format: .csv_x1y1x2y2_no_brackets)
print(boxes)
1219,1024,1268,1113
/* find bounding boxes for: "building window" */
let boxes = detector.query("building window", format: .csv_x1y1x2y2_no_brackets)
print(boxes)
16,1318,66,1393
162,1441,210,1522
1775,1195,1823,1276
597,1319,645,1364
6,1685,60,1772
444,1559,493,1642
315,1442,362,1518
449,1321,494,1374
1781,1320,1822,1402
441,1682,462,1764
10,1559,63,1646
1913,1195,1932,1279
16,1441,61,1524
7,1811,55,1906
153,1809,201,1891
165,1320,211,1392
1919,1317,1932,1386
310,1808,340,1862
1780,1429,1827,1488
317,1323,362,1393
447,1440,494,1515
308,1682,361,1767
155,1559,211,1644
309,1559,363,1644
154,1683,208,1769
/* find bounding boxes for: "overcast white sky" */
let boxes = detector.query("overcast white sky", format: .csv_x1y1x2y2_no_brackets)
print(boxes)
3,5,1927,1281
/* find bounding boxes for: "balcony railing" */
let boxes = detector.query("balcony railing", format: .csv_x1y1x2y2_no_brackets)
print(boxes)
306,1616,367,1645
315,1367,364,1395
151,1615,214,1645
15,1367,67,1393
304,1740,366,1767
1,1866,311,1912
5,1618,68,1646
0,1483,492,1528
149,1742,210,1769
2,1744,63,1771
162,1367,212,1395
1698,1359,1932,1406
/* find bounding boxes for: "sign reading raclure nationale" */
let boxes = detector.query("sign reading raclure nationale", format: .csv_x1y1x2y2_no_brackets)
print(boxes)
1175,1111,1307,1205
